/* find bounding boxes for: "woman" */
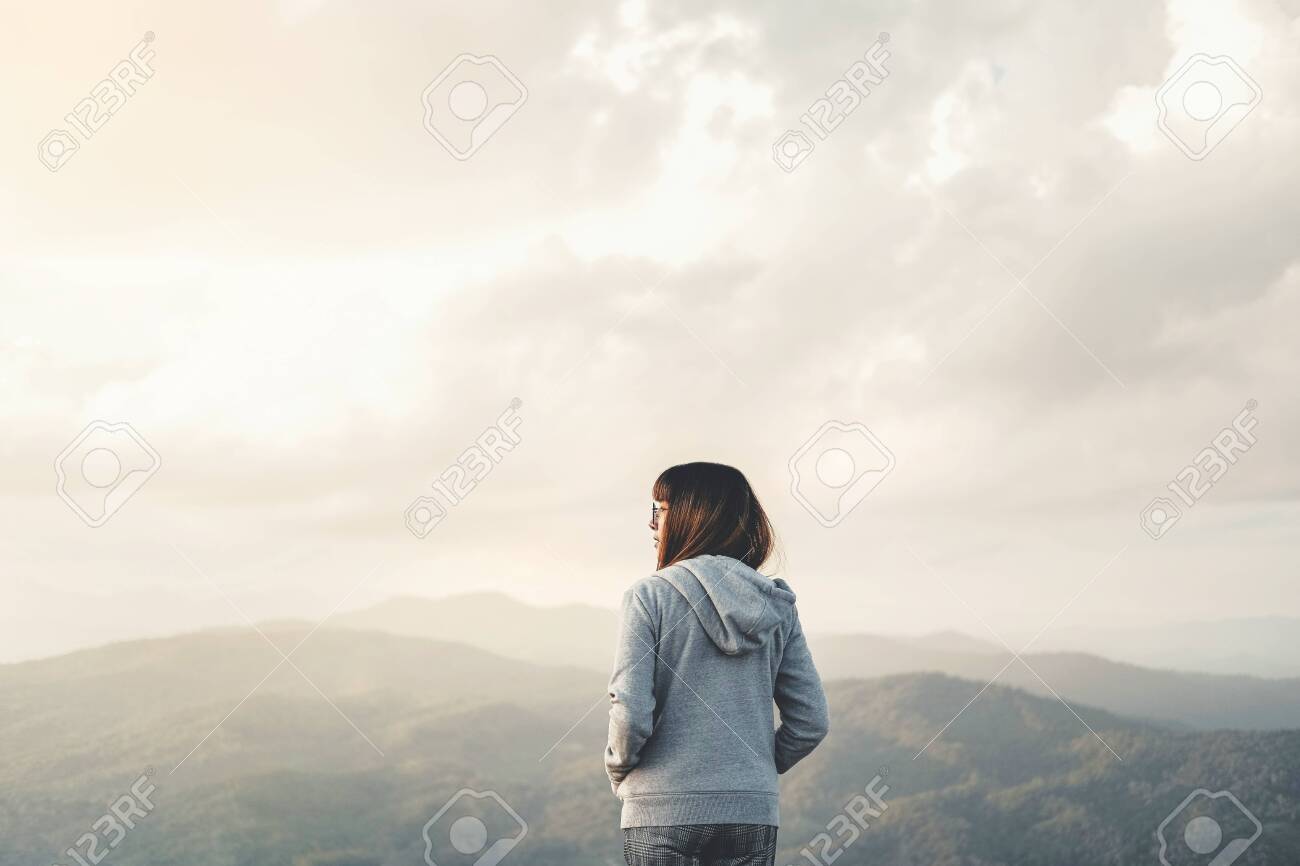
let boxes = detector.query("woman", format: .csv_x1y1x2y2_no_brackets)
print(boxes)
605,462,830,866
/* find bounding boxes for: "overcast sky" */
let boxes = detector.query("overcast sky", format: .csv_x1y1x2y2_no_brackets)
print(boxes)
2,0,1297,662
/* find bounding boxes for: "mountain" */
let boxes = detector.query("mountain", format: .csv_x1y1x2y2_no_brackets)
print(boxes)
812,634,1300,730
786,676,1300,866
893,629,1003,655
335,594,1300,730
1026,617,1300,678
1,627,1296,865
333,593,618,672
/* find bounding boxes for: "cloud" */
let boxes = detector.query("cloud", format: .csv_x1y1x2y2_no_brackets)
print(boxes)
3,0,1298,660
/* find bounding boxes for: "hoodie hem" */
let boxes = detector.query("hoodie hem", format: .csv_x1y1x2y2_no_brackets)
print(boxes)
619,792,779,828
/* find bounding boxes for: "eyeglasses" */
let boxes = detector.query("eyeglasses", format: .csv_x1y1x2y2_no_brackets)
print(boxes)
651,503,668,527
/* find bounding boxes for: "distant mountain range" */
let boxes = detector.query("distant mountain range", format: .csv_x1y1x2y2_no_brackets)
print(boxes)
1,625,1296,865
334,593,1300,730
1026,617,1300,678
335,593,617,672
813,634,1300,730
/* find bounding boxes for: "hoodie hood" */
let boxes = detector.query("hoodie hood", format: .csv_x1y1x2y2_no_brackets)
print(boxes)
657,554,796,656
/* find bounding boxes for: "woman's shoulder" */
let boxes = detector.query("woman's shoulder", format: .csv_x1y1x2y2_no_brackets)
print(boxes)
620,571,672,608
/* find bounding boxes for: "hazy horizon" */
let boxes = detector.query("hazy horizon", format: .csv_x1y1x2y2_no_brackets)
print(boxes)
7,587,1300,679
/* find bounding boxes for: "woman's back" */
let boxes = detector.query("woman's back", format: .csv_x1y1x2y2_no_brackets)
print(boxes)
606,554,830,829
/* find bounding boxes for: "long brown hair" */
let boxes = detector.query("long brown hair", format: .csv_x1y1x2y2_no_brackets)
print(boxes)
653,462,775,570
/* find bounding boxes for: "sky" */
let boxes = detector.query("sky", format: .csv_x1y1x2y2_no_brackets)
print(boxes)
2,0,1298,663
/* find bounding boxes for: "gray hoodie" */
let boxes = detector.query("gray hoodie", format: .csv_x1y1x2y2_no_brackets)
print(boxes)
605,555,830,828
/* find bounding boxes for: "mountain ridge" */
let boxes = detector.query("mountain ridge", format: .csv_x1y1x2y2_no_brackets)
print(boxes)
1,627,1296,865
331,593,1300,731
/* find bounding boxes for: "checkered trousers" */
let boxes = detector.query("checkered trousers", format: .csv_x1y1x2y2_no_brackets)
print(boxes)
623,823,779,866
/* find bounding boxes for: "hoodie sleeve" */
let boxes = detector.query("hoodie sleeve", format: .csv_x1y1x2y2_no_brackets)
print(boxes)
773,612,830,773
605,585,658,791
